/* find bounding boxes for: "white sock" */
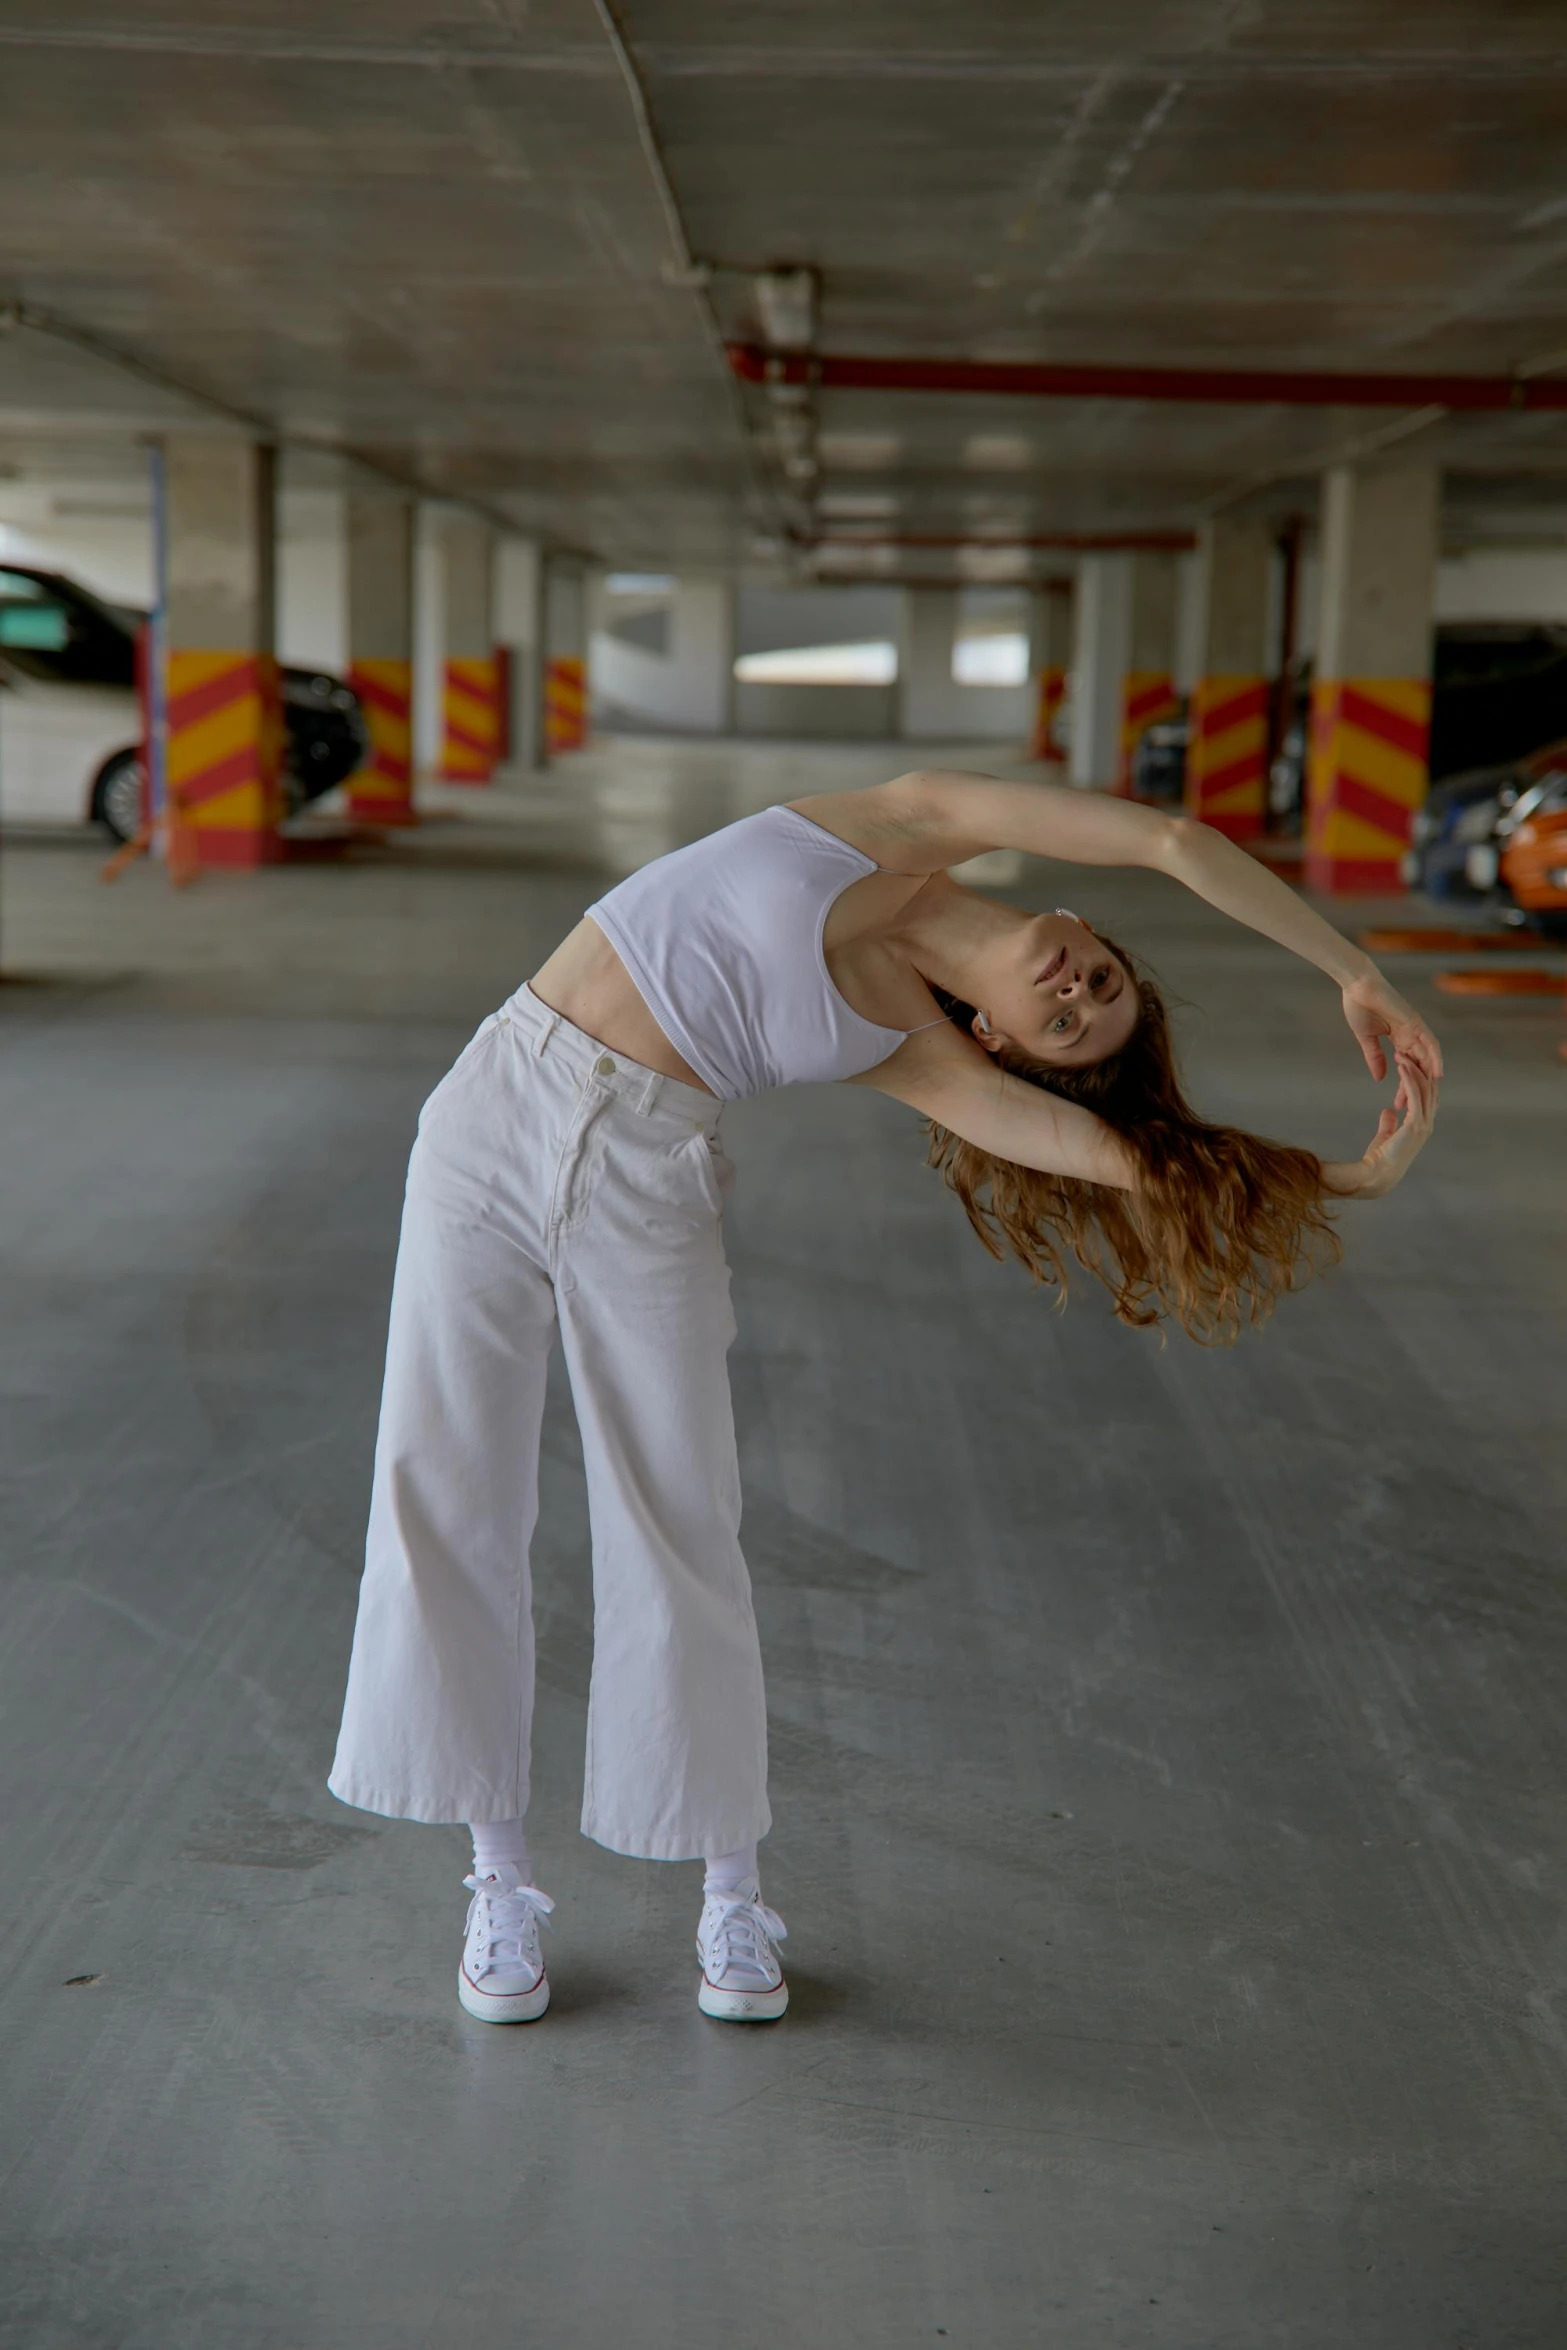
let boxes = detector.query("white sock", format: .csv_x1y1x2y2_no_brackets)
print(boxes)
703,1842,759,1895
469,1818,533,1882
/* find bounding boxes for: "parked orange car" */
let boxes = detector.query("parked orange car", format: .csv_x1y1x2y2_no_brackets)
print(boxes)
1499,806,1567,938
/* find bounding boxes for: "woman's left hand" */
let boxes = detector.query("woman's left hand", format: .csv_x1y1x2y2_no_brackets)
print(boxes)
1342,968,1443,1097
1325,1051,1438,1198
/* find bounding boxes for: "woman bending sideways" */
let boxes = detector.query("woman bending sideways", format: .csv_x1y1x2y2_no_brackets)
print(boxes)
329,771,1440,2028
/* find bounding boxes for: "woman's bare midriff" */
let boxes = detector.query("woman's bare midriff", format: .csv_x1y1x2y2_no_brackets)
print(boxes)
530,918,717,1095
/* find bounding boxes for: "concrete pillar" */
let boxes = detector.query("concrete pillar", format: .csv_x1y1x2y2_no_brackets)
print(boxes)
1306,466,1438,892
161,436,282,869
1184,517,1273,841
495,537,542,771
345,495,415,823
1117,552,1180,794
543,559,588,757
1027,581,1072,765
674,577,736,735
1069,555,1129,789
898,587,960,739
440,516,498,783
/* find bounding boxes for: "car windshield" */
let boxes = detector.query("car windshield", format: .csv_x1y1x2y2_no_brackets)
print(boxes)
0,569,137,688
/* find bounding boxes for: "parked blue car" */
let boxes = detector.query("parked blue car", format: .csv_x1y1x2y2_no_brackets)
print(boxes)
1403,739,1567,900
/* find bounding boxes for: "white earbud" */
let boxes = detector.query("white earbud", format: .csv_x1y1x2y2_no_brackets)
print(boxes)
975,1011,995,1035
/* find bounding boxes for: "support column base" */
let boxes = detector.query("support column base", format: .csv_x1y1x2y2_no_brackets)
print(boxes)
1186,673,1269,838
1028,667,1066,764
441,655,500,784
184,826,286,870
165,649,286,874
1203,811,1265,845
544,656,588,756
348,656,415,821
1305,676,1430,900
1305,854,1407,895
1117,669,1179,796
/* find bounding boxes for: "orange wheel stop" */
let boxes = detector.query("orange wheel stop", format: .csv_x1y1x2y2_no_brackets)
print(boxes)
1360,928,1548,953
1433,968,1567,997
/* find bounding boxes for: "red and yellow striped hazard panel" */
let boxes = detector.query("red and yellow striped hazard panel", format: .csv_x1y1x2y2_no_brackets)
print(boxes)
1116,669,1180,796
441,655,499,783
1306,677,1430,893
165,649,284,869
545,656,588,756
1185,672,1269,841
347,657,415,823
1029,666,1066,765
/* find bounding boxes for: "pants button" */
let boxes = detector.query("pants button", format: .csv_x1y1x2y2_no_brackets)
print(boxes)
595,1054,616,1076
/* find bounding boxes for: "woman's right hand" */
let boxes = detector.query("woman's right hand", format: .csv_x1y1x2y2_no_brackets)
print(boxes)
1323,1052,1438,1199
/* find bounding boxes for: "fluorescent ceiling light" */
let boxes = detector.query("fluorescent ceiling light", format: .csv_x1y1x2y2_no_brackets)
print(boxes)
962,433,1033,472
735,640,897,685
817,432,901,469
954,630,1029,686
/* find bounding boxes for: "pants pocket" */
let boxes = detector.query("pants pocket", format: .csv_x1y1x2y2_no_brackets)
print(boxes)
685,1131,733,1217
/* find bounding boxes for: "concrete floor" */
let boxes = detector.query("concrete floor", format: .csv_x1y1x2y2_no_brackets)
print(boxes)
2,740,1565,2350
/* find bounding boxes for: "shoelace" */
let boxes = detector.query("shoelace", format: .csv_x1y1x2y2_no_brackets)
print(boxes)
462,1873,555,1983
699,1892,787,1988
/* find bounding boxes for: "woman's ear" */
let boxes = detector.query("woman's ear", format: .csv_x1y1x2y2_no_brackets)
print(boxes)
971,1011,1003,1055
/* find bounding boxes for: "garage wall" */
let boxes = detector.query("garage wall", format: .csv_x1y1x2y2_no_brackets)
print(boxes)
0,497,153,606
0,480,347,666
590,576,733,733
1435,549,1567,622
276,489,345,671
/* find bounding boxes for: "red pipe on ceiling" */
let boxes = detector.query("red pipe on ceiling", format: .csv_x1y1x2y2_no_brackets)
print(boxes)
809,530,1196,552
727,343,1567,412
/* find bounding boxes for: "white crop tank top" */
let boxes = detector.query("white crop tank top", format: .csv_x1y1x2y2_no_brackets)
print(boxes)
587,805,929,1101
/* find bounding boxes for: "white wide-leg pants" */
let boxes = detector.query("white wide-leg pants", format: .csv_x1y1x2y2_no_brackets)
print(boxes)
328,985,771,1861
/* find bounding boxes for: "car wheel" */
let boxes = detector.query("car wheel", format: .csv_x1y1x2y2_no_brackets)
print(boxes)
90,748,146,843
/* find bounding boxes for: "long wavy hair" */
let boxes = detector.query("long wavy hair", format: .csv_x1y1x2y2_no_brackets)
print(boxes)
926,933,1340,1344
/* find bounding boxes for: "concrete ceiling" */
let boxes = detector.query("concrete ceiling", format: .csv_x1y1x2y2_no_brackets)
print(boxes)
4,3,1567,572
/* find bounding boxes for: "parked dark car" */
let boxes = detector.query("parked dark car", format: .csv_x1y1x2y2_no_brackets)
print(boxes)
0,563,368,841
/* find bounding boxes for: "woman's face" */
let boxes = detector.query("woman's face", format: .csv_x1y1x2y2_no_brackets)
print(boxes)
972,910,1139,1068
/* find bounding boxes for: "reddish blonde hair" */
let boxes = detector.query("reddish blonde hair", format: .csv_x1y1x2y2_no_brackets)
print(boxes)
927,936,1340,1345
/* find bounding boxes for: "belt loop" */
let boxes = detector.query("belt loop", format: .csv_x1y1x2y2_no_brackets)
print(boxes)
531,1010,559,1059
634,1069,661,1115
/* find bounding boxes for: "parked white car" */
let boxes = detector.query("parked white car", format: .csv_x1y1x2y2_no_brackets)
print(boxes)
0,565,145,835
0,563,370,840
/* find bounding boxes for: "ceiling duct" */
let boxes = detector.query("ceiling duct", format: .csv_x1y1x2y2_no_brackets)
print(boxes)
752,269,822,526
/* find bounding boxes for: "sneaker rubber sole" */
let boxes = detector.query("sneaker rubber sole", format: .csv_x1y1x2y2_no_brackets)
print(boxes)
457,1965,550,2024
698,1975,789,2022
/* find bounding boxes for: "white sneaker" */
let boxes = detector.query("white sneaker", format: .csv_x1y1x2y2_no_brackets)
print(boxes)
457,1864,553,2024
696,1879,788,2021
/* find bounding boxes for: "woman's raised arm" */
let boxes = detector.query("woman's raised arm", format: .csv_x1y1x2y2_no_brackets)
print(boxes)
811,771,1443,1092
